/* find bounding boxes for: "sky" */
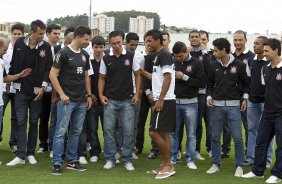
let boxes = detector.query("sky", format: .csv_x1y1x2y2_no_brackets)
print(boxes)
1,0,281,34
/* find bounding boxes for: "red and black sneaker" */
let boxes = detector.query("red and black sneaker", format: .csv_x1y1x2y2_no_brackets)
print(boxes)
66,162,86,171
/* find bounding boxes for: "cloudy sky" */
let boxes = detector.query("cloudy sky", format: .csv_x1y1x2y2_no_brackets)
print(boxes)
1,0,281,34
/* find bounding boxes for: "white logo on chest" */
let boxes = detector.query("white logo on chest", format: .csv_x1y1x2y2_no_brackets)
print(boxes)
230,66,237,74
276,73,282,81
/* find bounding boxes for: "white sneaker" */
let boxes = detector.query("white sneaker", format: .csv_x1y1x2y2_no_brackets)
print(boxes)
86,142,91,151
266,163,272,169
37,147,46,153
177,150,182,161
90,156,98,162
132,153,138,159
27,155,37,164
79,156,88,164
195,151,205,160
49,151,53,158
10,145,17,153
6,157,25,166
187,162,197,170
103,161,115,169
242,171,264,178
115,152,121,160
171,160,176,165
208,150,212,158
124,162,135,171
234,166,243,177
266,175,281,184
206,164,220,174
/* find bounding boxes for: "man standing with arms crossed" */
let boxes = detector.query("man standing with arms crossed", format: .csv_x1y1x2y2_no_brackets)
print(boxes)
145,29,176,179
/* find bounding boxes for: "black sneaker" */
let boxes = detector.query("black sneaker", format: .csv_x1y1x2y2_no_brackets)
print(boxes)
66,162,86,171
52,165,62,175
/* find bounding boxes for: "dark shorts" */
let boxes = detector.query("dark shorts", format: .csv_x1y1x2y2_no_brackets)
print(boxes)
149,100,176,133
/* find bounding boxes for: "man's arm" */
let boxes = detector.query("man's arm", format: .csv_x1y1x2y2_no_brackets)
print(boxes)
85,71,92,110
98,74,108,105
132,69,141,104
49,66,69,105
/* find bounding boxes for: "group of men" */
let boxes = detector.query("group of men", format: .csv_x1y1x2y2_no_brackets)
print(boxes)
0,20,281,183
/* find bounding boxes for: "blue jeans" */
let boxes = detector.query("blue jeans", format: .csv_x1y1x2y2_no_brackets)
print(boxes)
78,105,104,157
2,92,17,146
196,94,212,152
246,100,274,164
252,114,282,178
211,106,245,167
52,100,87,165
15,93,42,159
103,99,135,163
170,103,198,163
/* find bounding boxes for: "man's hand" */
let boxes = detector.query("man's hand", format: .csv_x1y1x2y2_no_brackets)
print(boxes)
60,93,70,105
100,95,108,106
34,87,44,101
147,94,153,104
86,96,92,110
19,68,32,78
153,99,164,112
241,99,247,111
206,99,213,108
131,94,139,105
175,71,184,79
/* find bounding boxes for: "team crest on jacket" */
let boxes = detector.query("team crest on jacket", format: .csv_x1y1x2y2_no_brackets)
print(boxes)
186,65,192,72
230,66,237,74
276,73,282,81
39,49,46,57
81,54,86,62
199,56,203,61
124,59,130,66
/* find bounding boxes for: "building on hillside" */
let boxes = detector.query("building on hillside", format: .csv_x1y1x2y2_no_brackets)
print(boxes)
0,23,9,32
90,14,115,34
129,16,154,34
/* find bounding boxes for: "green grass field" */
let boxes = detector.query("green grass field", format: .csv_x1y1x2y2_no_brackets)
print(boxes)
0,105,274,184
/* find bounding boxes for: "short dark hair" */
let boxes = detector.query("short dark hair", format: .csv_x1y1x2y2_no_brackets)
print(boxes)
257,36,268,44
145,29,163,46
125,32,139,43
46,24,61,34
73,26,91,38
30,19,46,32
11,23,24,34
64,26,75,36
213,38,231,54
161,31,170,38
172,41,187,54
92,36,105,46
234,30,247,39
108,30,124,41
189,29,200,38
264,38,281,56
199,30,209,41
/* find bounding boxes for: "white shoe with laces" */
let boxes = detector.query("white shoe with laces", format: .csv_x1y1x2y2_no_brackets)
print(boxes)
206,164,219,174
6,157,25,166
27,155,37,164
103,161,115,169
266,175,281,184
242,171,264,178
234,166,243,177
195,151,205,160
187,162,197,170
79,156,88,164
49,151,53,158
90,156,98,162
132,153,138,159
124,162,135,171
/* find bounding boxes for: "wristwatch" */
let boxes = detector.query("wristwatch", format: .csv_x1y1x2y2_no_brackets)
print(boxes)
86,94,93,98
